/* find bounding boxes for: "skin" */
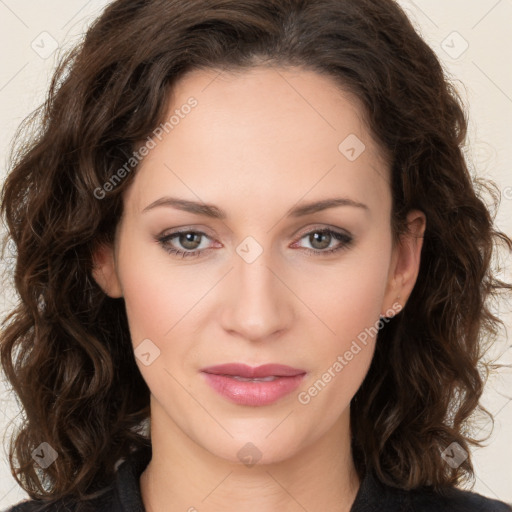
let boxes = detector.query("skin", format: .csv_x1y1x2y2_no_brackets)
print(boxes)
92,65,426,512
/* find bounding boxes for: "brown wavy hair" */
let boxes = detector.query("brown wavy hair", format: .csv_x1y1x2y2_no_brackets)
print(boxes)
1,0,512,504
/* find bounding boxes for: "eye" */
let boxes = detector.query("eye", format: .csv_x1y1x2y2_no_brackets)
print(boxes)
156,227,354,259
292,228,354,256
157,229,213,258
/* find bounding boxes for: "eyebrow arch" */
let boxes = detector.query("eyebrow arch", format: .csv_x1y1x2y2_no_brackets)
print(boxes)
141,196,369,218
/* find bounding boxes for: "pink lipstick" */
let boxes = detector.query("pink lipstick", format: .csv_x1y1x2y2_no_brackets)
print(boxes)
200,363,306,406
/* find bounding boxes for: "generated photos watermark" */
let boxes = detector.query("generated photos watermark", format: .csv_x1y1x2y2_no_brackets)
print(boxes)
297,301,402,405
93,96,198,200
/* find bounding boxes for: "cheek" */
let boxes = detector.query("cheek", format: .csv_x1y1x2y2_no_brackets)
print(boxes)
294,235,391,398
121,269,171,345
117,234,204,343
297,237,391,342
296,267,385,416
117,244,201,397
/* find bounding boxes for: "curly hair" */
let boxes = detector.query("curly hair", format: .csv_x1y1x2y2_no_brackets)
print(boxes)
1,0,511,504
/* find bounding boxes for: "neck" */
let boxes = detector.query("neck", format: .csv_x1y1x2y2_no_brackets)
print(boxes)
140,396,361,512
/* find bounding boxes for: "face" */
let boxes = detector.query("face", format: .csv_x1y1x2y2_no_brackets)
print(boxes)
93,65,425,465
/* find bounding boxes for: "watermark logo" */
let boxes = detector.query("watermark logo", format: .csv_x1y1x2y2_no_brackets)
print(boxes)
31,31,59,60
134,338,161,366
31,442,58,469
237,442,263,468
441,441,468,468
236,236,264,264
441,31,469,60
338,134,366,162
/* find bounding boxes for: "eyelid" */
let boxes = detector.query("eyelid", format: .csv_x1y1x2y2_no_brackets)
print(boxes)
157,225,217,242
158,223,351,244
157,227,219,248
291,223,352,239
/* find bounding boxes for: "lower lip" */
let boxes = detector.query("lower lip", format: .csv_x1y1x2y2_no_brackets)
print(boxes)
201,372,306,406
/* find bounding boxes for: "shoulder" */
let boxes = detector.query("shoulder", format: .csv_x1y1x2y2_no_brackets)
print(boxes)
4,486,116,512
4,443,152,512
390,480,512,512
405,485,512,512
355,469,512,512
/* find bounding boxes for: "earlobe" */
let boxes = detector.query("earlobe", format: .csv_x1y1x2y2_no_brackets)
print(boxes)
91,242,123,298
381,210,426,317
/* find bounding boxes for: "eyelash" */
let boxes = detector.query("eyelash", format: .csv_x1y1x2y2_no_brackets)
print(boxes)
156,227,354,259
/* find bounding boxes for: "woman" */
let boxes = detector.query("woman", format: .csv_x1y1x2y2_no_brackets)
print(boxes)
1,0,511,511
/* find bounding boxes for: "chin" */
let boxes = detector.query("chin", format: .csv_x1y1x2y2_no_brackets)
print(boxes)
201,430,306,468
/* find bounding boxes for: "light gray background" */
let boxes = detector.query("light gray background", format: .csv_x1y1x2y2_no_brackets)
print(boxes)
0,0,511,508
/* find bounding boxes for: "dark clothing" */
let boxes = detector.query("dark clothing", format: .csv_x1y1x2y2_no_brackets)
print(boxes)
6,443,512,511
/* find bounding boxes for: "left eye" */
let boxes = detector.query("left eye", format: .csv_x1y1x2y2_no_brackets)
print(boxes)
157,231,211,258
291,228,354,256
156,228,353,258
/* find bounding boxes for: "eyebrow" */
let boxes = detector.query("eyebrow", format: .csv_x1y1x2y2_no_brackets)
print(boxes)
142,196,369,218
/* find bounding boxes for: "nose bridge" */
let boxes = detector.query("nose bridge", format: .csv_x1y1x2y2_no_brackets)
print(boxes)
220,237,292,341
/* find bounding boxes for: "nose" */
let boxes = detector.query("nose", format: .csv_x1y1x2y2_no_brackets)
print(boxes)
219,248,294,342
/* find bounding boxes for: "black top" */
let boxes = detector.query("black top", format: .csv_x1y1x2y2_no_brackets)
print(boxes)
6,443,512,512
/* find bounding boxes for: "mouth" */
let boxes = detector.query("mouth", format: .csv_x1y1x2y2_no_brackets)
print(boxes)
226,375,280,382
200,363,307,406
200,362,306,378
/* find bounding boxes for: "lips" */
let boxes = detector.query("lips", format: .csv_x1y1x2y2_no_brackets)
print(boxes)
200,363,306,378
200,363,307,406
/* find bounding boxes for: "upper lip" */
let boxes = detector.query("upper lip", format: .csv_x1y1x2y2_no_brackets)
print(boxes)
201,363,306,378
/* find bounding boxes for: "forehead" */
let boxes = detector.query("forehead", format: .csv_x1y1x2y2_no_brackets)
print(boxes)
126,66,391,218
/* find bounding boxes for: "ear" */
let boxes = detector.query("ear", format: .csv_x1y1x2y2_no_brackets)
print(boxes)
381,209,426,317
91,242,123,298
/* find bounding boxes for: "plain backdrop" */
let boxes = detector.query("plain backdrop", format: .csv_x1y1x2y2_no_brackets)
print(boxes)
0,0,511,509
